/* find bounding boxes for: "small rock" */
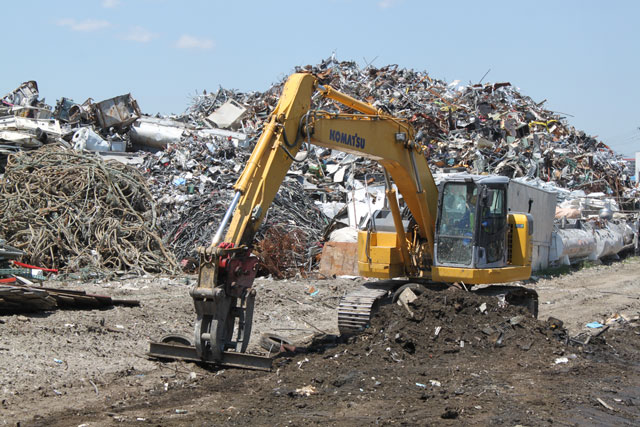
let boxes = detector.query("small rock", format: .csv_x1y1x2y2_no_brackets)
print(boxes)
510,315,525,326
441,408,459,419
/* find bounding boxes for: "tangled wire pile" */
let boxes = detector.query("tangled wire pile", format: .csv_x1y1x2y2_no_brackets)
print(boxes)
0,145,177,275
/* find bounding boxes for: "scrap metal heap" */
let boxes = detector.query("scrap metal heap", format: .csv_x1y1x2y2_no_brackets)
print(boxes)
311,58,632,197
0,56,637,278
139,134,328,278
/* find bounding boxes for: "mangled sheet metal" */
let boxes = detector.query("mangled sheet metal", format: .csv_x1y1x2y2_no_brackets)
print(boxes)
93,93,141,129
0,82,66,165
0,83,146,165
53,97,78,123
206,99,248,129
0,81,42,117
0,116,63,148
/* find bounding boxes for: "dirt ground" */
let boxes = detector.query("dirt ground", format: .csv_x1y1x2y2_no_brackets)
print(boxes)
1,257,639,426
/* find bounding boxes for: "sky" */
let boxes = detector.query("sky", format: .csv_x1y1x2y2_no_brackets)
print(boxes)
2,0,639,157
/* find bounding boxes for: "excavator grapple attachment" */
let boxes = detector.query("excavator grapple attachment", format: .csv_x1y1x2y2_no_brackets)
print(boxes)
147,244,270,371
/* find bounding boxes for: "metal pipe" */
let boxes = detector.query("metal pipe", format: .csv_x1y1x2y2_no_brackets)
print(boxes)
364,174,376,232
383,169,392,209
387,188,412,274
211,191,242,246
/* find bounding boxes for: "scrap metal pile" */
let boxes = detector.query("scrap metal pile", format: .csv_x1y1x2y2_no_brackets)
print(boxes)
0,145,177,275
138,135,328,278
0,56,637,278
0,81,139,168
332,59,629,196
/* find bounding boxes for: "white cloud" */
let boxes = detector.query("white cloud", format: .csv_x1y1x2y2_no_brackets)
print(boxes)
102,0,120,8
120,26,158,43
175,35,214,50
378,0,402,8
57,18,111,32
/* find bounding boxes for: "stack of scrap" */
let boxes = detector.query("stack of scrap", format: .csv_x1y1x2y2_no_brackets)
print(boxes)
0,285,56,313
0,145,177,275
176,57,633,201
307,58,631,198
0,81,142,169
137,133,328,277
2,56,638,279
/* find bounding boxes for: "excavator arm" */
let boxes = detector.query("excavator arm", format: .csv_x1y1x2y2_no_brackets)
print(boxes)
189,73,439,362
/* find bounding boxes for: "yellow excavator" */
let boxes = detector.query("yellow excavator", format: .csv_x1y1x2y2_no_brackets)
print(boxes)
148,73,535,370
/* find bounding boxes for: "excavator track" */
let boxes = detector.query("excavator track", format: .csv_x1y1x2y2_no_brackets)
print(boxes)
338,281,408,335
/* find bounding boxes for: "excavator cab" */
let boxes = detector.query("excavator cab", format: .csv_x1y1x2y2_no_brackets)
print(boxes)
436,177,508,269
432,175,533,284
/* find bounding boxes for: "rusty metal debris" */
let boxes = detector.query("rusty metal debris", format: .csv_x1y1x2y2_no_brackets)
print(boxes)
93,93,141,130
1,56,639,279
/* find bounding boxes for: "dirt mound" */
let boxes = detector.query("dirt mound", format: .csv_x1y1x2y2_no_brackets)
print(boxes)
361,287,558,363
242,288,573,424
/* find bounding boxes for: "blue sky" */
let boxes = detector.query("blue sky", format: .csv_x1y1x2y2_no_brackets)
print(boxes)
2,0,639,157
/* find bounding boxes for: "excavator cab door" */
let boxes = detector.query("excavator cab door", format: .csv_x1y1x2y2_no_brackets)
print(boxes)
476,185,508,267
